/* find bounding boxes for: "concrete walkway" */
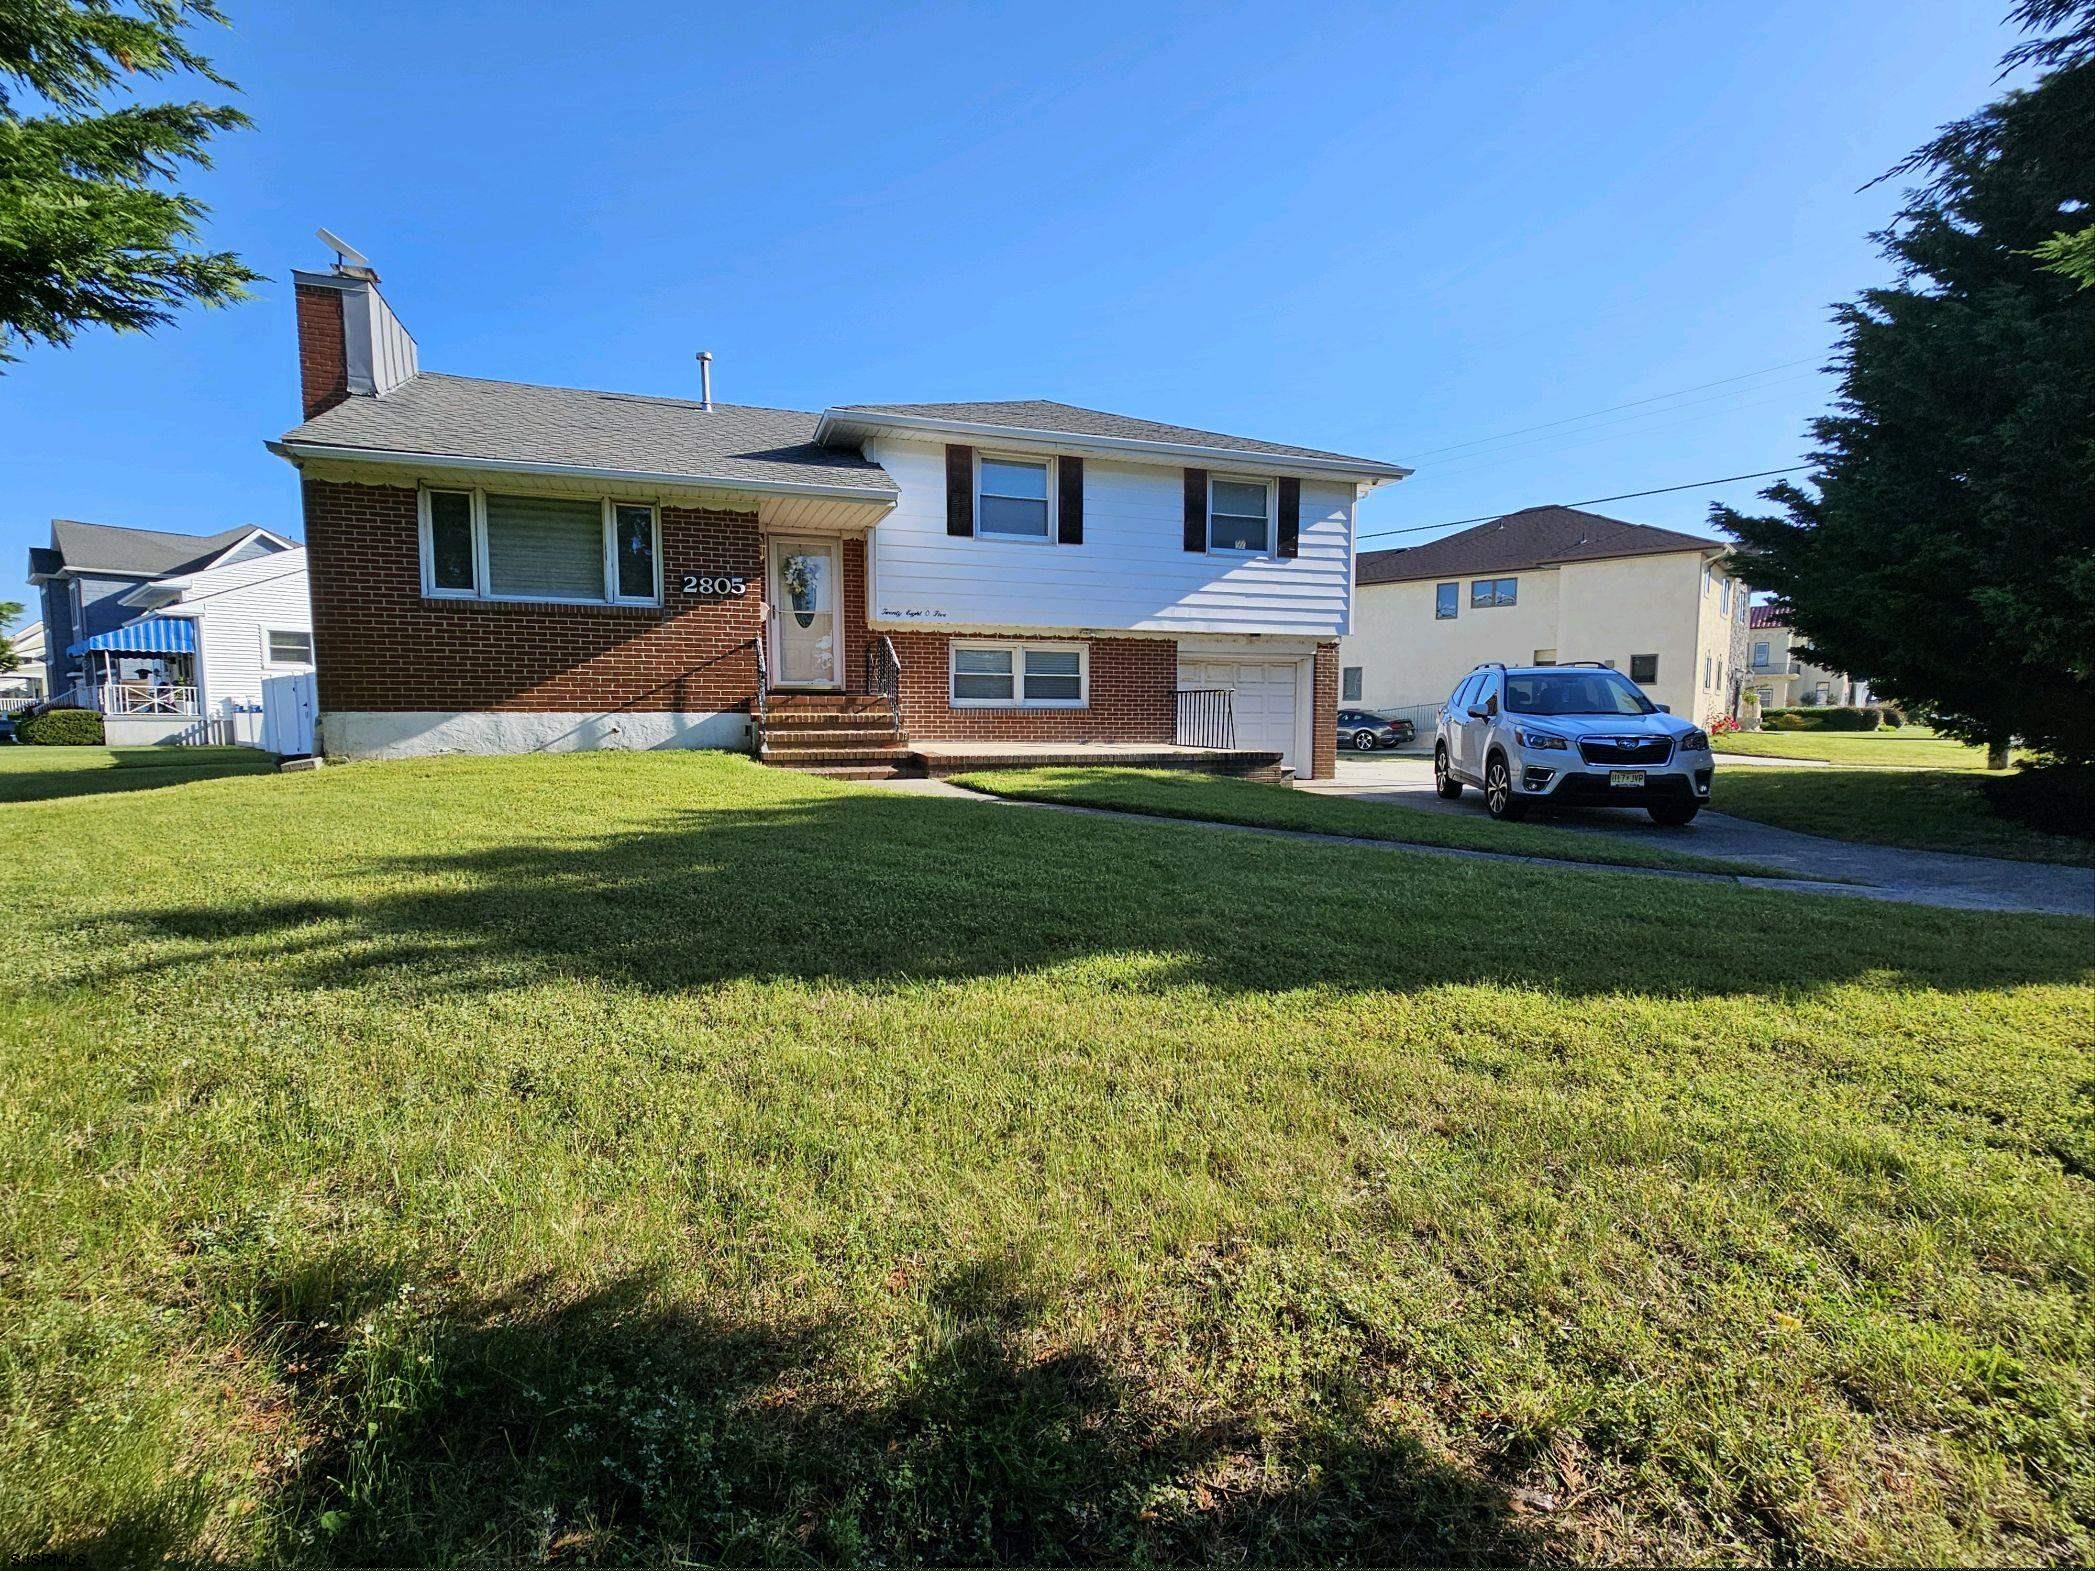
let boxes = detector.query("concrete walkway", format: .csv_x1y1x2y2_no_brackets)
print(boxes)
1303,757,2093,917
865,763,2092,918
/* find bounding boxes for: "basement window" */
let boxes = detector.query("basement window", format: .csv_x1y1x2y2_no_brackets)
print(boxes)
419,488,660,606
950,641,1089,708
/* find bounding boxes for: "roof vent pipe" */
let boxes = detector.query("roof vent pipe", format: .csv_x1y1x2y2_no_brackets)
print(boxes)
697,350,713,412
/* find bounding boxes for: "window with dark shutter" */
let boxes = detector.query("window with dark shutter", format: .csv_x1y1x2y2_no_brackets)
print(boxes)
1183,468,1207,552
945,444,974,537
1057,456,1084,545
1277,477,1300,558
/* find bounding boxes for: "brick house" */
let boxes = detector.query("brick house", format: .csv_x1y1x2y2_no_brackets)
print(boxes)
271,258,1410,779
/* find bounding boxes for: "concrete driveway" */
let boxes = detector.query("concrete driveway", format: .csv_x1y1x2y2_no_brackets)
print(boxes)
1307,756,2094,918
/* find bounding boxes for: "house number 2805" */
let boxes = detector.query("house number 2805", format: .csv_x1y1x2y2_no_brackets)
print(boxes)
682,575,748,596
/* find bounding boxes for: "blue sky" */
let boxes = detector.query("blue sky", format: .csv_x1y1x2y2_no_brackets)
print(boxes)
1,0,2026,624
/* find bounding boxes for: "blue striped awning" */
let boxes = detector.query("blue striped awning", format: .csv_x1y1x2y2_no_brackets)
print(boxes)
67,617,196,657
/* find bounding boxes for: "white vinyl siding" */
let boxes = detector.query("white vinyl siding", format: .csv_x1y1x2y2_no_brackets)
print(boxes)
865,438,1356,637
949,641,1089,708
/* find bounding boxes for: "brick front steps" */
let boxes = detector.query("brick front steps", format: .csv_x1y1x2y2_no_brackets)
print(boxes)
757,694,1289,784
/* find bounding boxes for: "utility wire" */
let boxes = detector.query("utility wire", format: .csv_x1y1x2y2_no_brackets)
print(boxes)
1358,466,1809,545
1402,358,1822,462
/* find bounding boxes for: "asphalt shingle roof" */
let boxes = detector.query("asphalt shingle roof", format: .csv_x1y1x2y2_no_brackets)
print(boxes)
283,373,896,493
831,399,1403,470
1356,505,1724,587
44,519,272,578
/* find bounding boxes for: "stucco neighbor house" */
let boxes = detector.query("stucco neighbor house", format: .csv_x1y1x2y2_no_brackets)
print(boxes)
269,253,1411,779
1340,505,1753,724
1745,605,1868,708
2,621,46,702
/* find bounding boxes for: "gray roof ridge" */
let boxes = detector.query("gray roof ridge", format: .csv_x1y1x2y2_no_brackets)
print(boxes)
401,369,823,420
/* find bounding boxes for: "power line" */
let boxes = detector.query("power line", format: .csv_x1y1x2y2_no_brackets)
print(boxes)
1358,466,1809,545
1403,358,1823,462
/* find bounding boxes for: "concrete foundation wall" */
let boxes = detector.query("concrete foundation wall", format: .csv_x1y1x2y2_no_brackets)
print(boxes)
322,709,750,760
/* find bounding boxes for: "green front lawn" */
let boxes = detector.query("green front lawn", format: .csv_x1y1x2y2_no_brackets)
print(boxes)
1714,766,2093,865
2,752,2090,1565
0,744,277,804
949,766,1794,878
1714,730,2007,769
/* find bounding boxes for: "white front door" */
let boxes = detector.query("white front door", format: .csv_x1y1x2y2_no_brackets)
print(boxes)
1181,659,1303,771
768,537,842,688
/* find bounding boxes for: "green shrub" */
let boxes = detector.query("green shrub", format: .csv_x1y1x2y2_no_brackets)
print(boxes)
1878,707,1906,728
1761,706,1881,732
16,708,105,746
1982,762,2095,842
1766,713,1807,731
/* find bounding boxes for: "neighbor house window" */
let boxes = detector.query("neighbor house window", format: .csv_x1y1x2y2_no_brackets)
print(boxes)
1719,578,1733,615
1704,654,1713,687
1471,577,1517,608
976,456,1052,540
1630,653,1658,684
1208,477,1272,553
1533,648,1557,666
419,489,660,606
1341,666,1363,701
263,628,314,667
1752,641,1769,669
1435,582,1458,619
950,641,1089,708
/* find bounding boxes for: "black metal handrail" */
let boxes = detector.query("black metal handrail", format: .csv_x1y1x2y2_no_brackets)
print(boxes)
1175,687,1235,749
866,635,903,735
753,631,767,743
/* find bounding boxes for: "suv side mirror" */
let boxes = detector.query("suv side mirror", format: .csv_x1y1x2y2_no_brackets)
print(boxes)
1654,703,1671,713
1467,704,1489,720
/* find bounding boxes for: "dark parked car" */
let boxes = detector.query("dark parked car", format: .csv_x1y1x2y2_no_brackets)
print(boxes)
1335,708,1416,752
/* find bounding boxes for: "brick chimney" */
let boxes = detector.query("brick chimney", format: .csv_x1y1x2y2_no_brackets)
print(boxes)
292,260,418,421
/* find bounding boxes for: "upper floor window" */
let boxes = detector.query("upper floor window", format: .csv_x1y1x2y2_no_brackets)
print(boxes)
1208,477,1272,553
1435,582,1459,620
976,456,1052,540
1752,641,1770,669
1471,576,1517,608
420,489,660,606
1719,577,1733,615
1341,665,1363,702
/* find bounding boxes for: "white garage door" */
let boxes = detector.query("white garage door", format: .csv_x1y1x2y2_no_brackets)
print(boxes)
1181,659,1301,771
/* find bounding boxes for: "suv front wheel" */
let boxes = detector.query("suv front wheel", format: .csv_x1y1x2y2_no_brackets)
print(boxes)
1433,745,1462,799
1483,754,1528,821
1649,800,1700,827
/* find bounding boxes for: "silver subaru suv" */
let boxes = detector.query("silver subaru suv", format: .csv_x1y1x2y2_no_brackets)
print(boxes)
1432,662,1713,825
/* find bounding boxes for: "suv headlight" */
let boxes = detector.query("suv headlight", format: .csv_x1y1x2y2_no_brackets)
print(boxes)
1513,726,1569,751
1679,728,1710,751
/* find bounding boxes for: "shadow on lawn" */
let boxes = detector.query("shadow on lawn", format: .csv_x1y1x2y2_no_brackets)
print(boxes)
0,746,276,805
91,784,2091,1002
242,1252,1546,1567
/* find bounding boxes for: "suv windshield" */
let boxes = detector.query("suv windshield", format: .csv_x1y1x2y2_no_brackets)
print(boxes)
1504,669,1655,717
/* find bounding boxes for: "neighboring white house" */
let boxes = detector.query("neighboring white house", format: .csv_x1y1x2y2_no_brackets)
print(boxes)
1340,505,1753,724
113,547,317,750
2,620,46,704
1745,605,1869,709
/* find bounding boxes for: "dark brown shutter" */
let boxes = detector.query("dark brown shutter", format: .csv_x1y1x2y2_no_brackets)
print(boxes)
1277,477,1301,559
1057,455,1084,545
945,444,974,537
1183,467,1207,552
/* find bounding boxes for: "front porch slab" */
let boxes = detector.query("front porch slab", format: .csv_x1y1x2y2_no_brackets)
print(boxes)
906,739,1286,782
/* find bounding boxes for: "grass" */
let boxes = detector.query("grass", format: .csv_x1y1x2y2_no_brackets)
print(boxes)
0,744,278,804
1714,766,2094,865
1,750,2091,1566
1714,729,2008,769
946,766,1798,879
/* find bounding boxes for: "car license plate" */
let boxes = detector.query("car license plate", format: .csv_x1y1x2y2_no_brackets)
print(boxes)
1609,769,1645,788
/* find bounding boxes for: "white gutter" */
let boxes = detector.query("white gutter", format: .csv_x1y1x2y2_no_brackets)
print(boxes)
267,439,900,504
814,409,1414,483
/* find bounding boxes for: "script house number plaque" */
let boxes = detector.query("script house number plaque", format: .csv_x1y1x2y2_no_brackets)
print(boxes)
681,573,748,597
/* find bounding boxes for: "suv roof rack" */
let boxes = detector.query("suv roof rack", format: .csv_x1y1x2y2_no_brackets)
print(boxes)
1560,660,1612,668
1468,661,1507,672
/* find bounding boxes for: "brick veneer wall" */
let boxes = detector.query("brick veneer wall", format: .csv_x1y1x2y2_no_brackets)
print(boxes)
1312,641,1339,780
302,477,764,716
886,631,1177,742
296,283,349,420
